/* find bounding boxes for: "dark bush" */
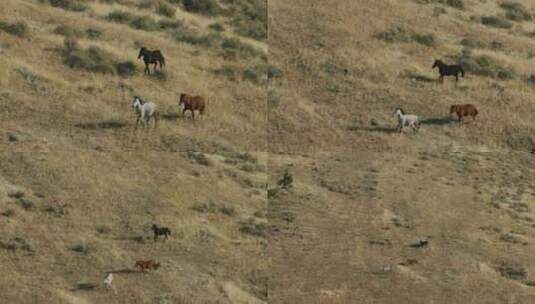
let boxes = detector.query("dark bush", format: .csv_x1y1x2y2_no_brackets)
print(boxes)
86,28,103,39
182,0,222,16
130,16,159,31
481,16,513,29
0,21,28,37
156,2,176,17
500,2,532,21
208,23,225,32
173,28,217,46
54,25,83,37
45,0,88,12
106,11,134,23
412,33,436,47
115,61,137,76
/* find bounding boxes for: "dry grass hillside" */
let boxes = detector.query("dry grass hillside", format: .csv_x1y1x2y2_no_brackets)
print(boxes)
1,0,267,303
267,0,535,303
268,0,535,154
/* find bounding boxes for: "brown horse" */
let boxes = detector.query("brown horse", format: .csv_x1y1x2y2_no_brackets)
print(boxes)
135,260,160,272
450,104,478,122
179,94,206,120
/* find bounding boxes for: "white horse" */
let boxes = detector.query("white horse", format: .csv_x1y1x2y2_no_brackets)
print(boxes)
394,108,419,133
132,96,159,130
103,272,113,289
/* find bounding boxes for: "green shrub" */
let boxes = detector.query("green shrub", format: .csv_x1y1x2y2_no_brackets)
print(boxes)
500,2,532,21
130,16,159,31
156,3,176,17
375,27,411,43
45,0,88,12
208,23,225,32
412,33,436,47
0,21,28,37
459,51,515,79
221,37,263,58
214,65,239,80
481,16,513,29
173,28,217,46
443,0,464,9
54,24,83,37
115,61,137,76
158,19,182,30
182,0,222,16
106,11,134,23
86,28,103,39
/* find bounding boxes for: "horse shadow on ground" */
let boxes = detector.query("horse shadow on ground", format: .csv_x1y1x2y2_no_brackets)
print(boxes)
420,116,454,126
160,113,181,121
74,121,127,130
348,124,398,134
107,268,139,274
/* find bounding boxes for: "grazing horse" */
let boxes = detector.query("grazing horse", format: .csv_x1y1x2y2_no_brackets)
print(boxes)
450,104,478,122
394,108,420,133
132,96,159,130
135,260,160,272
179,94,206,120
432,60,464,82
138,47,165,75
151,224,171,241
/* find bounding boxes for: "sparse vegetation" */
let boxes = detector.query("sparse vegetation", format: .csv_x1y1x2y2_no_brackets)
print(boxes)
181,0,222,16
500,2,532,22
458,49,515,79
0,21,28,37
240,220,268,237
40,0,88,12
481,16,513,29
156,2,176,17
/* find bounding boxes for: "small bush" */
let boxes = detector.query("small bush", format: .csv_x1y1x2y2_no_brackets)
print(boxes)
500,2,532,21
182,0,222,16
412,33,436,47
208,23,225,32
375,27,411,43
63,35,79,52
157,3,176,17
0,21,28,37
443,0,464,9
481,16,513,29
115,61,137,76
277,169,293,190
243,66,267,85
107,11,134,23
221,38,263,58
240,221,268,237
173,28,217,46
70,243,93,254
158,19,183,30
54,25,83,37
130,16,159,31
45,0,88,12
186,151,212,166
460,37,484,48
86,28,103,39
498,261,527,281
214,65,239,80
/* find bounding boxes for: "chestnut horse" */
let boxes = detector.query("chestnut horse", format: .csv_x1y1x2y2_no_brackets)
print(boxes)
135,260,160,272
450,104,478,122
179,94,206,120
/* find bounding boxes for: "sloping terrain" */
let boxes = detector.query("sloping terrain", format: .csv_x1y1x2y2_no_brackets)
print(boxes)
268,0,535,153
1,0,267,303
267,0,535,303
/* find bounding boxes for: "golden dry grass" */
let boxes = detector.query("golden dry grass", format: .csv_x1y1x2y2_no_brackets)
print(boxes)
1,0,267,303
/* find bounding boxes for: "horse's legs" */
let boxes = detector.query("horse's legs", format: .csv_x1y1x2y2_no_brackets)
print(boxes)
191,110,195,121
135,117,140,130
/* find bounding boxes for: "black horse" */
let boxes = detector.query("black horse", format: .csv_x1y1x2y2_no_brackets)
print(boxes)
138,47,165,75
432,59,464,82
151,224,171,241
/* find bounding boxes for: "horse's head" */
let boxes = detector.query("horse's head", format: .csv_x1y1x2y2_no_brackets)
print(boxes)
432,60,442,69
138,47,146,59
449,105,458,115
178,94,186,105
394,108,404,117
132,96,143,109
151,224,157,230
